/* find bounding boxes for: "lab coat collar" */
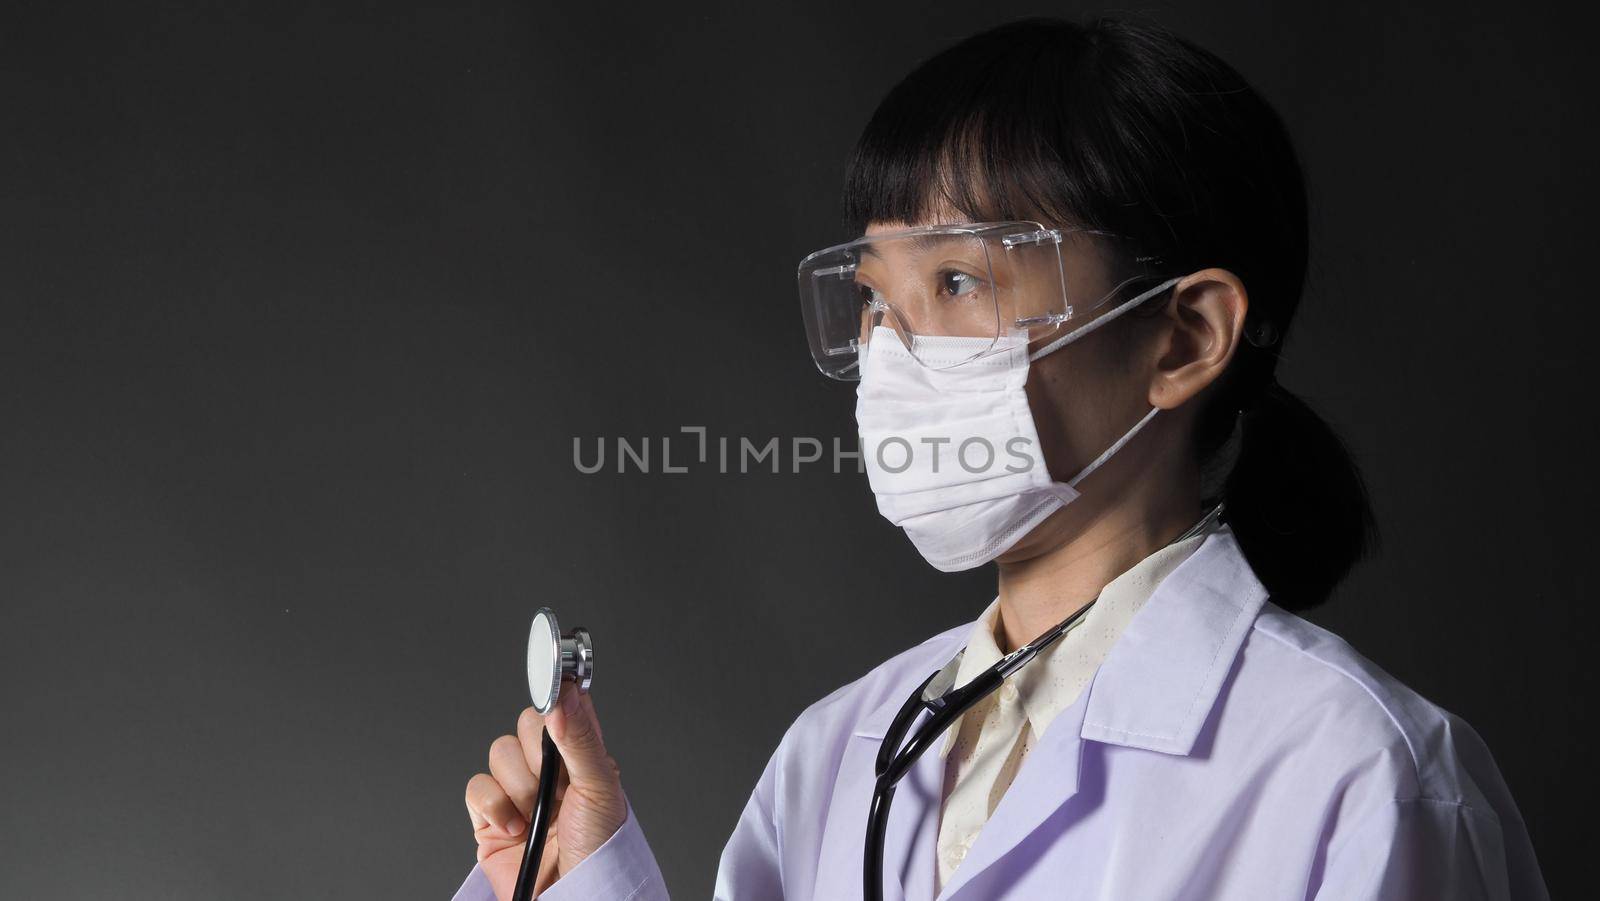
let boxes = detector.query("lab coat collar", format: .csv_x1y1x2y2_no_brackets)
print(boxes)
1077,525,1267,755
934,528,1210,759
852,526,1265,755
846,526,1268,899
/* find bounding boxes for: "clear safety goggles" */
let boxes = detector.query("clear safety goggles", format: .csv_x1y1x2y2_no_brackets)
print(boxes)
796,221,1174,380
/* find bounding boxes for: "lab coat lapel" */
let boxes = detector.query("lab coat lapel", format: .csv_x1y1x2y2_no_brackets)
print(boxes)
934,528,1266,899
817,639,965,901
933,691,1089,900
818,706,949,901
884,707,948,900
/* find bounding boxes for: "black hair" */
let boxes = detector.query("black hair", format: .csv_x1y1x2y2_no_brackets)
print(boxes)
843,16,1375,609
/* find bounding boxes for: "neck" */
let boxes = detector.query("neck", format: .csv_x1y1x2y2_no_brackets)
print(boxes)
993,466,1199,653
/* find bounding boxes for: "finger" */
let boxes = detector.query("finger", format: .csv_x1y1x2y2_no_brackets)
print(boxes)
473,821,525,863
546,684,618,792
465,772,525,837
488,734,541,819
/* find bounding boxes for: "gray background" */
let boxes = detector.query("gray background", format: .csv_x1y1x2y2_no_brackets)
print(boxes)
1,1,1591,898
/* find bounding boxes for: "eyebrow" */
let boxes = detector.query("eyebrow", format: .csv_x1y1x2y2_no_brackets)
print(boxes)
857,233,977,259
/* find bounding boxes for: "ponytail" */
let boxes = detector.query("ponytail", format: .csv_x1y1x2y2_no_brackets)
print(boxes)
1219,381,1377,610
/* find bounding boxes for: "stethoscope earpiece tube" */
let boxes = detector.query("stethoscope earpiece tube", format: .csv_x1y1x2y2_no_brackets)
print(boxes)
512,608,593,901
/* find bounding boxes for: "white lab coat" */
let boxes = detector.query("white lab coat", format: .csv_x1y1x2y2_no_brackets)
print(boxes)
454,527,1548,899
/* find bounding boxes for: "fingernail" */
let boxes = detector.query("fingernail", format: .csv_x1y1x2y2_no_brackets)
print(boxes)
505,818,524,836
561,686,580,716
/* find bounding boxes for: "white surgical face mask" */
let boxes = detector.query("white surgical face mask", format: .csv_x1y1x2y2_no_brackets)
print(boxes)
853,280,1175,572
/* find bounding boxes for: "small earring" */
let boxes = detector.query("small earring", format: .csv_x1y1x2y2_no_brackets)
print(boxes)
1244,319,1279,348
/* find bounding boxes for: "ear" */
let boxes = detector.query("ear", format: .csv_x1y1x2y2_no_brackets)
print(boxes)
1148,268,1248,411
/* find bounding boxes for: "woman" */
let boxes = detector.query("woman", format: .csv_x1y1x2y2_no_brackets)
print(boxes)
454,17,1546,900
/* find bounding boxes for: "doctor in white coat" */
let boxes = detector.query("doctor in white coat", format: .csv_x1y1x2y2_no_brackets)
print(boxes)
454,16,1548,900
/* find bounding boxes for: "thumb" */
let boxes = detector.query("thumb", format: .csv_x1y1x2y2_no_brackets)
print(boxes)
547,685,615,790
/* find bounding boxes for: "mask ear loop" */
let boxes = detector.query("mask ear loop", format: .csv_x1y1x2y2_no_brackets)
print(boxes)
1030,277,1178,497
1065,406,1162,490
1028,277,1182,362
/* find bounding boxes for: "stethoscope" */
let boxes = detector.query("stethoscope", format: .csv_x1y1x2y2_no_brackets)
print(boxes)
864,504,1226,901
511,607,594,901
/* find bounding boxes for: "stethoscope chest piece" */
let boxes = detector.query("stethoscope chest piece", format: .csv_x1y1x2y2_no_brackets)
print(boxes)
526,606,594,715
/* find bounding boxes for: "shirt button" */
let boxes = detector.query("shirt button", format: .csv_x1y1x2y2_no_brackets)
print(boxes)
1000,681,1019,703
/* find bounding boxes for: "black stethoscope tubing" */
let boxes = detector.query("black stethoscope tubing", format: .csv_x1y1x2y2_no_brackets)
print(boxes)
511,731,561,901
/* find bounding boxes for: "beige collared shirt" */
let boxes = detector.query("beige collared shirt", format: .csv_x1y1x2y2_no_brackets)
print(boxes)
933,531,1210,891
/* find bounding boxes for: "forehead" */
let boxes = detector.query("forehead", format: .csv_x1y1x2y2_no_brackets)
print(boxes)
863,195,976,237
864,211,972,238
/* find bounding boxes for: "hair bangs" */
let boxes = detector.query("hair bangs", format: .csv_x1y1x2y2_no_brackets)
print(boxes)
841,29,1109,235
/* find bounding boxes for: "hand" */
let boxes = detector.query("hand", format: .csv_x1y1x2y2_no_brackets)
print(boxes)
464,685,627,900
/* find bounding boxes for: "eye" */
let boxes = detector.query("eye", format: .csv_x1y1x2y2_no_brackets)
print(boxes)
856,282,885,308
938,269,982,298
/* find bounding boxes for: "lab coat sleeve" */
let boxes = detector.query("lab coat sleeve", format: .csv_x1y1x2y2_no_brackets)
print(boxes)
449,797,670,901
1311,798,1550,901
711,735,786,900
